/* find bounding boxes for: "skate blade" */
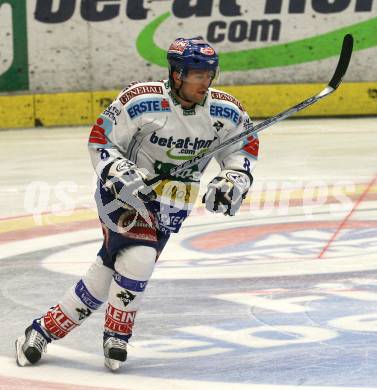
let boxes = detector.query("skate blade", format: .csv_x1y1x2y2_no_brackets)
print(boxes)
104,357,121,371
15,336,28,367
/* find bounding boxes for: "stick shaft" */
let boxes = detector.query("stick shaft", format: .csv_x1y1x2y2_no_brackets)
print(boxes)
145,34,353,187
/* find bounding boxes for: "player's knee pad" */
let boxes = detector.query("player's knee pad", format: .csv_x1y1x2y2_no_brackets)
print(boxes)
115,245,157,281
81,256,114,302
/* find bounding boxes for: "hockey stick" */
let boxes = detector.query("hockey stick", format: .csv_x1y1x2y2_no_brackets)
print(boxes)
145,34,353,187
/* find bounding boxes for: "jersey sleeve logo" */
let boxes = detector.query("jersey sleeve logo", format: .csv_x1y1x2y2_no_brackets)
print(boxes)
119,85,163,105
102,104,121,125
211,91,244,112
89,116,114,146
242,135,259,159
210,103,240,125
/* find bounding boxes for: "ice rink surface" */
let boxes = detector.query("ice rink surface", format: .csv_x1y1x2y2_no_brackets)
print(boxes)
0,118,376,389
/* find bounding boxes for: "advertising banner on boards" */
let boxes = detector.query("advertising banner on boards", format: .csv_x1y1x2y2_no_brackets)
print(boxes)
0,0,376,93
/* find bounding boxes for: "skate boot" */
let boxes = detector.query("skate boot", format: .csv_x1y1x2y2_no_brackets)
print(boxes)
103,336,128,371
15,322,50,366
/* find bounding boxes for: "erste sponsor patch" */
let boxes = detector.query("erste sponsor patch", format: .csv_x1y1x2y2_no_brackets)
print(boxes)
127,98,171,119
210,103,241,125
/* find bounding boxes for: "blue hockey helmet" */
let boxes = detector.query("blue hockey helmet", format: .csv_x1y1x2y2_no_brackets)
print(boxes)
167,37,219,83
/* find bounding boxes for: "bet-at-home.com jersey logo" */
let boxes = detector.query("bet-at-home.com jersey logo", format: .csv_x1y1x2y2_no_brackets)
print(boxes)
149,132,214,161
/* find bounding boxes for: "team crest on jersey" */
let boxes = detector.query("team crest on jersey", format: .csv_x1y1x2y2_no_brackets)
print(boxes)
127,98,171,119
213,120,224,132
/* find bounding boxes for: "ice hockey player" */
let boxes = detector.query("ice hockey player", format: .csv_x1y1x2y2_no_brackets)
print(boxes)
15,37,259,371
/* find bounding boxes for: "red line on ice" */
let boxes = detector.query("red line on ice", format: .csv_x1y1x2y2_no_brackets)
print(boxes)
317,173,377,259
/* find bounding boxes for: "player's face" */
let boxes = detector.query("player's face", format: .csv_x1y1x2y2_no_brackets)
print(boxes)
176,69,213,104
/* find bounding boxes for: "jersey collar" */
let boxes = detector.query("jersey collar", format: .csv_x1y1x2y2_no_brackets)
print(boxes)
165,80,208,115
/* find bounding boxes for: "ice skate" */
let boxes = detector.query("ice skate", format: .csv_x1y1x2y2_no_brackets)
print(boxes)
15,324,49,366
103,336,128,371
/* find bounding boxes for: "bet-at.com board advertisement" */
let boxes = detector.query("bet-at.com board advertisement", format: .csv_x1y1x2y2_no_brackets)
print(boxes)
0,0,377,93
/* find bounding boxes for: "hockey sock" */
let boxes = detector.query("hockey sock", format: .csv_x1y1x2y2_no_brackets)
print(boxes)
39,258,114,340
104,245,157,341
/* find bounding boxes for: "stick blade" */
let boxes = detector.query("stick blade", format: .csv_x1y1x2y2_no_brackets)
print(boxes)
328,34,354,90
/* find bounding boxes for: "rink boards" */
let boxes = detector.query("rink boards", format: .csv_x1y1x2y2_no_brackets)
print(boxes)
0,82,377,129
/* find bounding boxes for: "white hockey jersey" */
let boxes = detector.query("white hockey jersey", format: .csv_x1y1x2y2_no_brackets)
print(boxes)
88,80,259,234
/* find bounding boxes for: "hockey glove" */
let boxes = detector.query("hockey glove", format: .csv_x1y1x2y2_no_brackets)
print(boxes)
204,169,252,216
104,159,156,206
